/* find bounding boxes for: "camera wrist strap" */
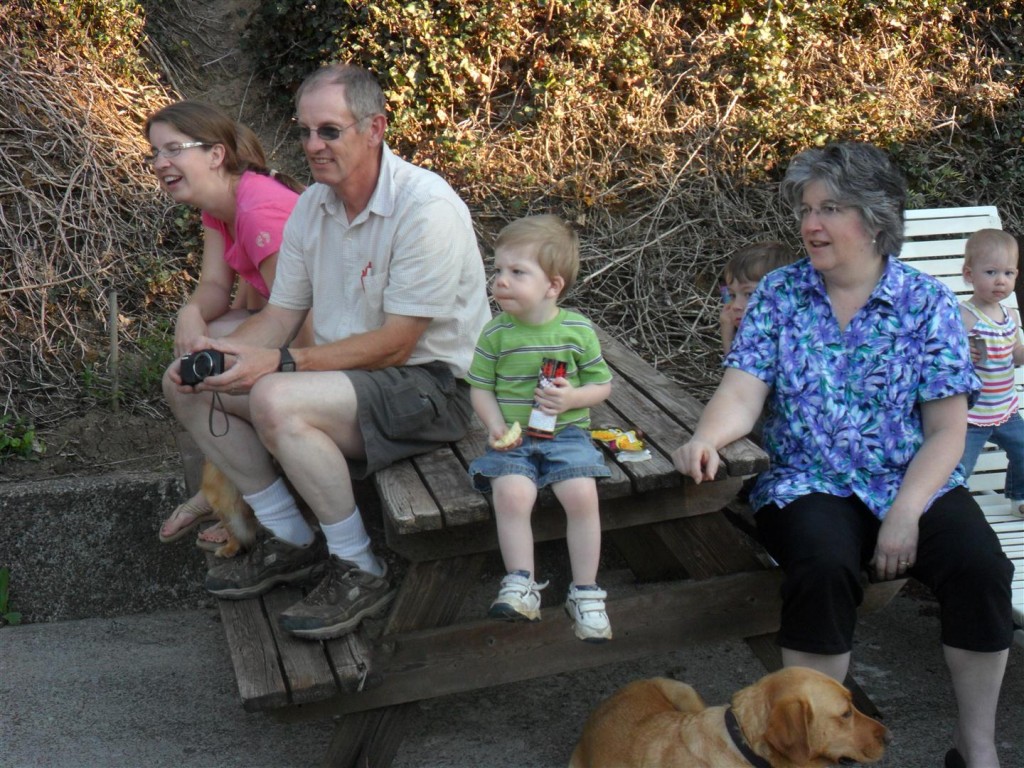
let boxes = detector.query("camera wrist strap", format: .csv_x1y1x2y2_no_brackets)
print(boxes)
207,392,229,438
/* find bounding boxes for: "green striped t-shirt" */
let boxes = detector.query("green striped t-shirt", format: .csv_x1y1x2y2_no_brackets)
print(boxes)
467,309,612,432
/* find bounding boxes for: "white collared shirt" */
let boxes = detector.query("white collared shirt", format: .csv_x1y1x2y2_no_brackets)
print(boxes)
272,144,491,377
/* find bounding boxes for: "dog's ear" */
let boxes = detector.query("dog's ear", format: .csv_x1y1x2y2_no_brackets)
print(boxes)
764,697,813,765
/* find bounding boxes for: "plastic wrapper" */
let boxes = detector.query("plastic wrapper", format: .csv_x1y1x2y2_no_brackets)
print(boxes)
590,428,651,463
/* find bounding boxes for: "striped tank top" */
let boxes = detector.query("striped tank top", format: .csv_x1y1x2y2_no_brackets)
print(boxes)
963,300,1020,427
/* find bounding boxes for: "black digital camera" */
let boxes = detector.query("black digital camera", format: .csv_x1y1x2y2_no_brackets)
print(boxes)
179,349,225,386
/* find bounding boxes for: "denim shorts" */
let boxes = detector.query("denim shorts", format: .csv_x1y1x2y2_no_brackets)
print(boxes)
468,425,611,492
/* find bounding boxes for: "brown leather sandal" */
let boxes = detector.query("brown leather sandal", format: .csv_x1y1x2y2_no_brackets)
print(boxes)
158,494,215,543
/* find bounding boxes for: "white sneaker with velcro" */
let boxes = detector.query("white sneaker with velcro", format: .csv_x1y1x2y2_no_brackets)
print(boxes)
488,571,548,622
565,583,612,642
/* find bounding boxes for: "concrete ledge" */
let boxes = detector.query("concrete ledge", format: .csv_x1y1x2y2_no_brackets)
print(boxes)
0,472,213,623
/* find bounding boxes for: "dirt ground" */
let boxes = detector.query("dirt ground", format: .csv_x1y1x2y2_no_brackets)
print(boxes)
0,411,181,485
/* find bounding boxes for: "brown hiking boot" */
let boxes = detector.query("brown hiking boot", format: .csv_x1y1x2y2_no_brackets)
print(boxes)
277,555,395,639
204,531,326,599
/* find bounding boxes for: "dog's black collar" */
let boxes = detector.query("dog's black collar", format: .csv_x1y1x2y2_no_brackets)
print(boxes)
725,706,773,768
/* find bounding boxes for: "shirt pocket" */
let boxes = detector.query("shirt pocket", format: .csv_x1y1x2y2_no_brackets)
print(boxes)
361,272,387,330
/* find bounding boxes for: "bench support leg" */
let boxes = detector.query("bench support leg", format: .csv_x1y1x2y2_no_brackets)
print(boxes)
322,554,487,768
322,705,415,768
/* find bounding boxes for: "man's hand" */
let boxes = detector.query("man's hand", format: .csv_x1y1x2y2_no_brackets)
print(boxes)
189,338,280,396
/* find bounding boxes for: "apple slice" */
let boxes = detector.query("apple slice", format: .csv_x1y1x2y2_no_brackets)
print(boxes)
493,421,522,448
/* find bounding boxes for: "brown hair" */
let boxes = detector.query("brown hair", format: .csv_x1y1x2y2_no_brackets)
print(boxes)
724,240,796,284
964,229,1019,269
144,100,304,194
495,215,580,298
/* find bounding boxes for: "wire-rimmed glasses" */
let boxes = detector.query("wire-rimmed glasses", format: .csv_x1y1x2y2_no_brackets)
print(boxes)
144,142,211,166
295,119,363,142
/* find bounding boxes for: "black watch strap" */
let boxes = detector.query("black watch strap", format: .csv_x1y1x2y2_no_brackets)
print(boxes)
278,347,296,372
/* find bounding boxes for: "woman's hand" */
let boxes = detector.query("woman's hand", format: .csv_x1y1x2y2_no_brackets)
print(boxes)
870,505,920,581
672,438,720,484
174,304,209,357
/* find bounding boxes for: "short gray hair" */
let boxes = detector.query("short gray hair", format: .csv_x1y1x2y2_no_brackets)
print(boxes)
295,63,387,124
781,142,907,256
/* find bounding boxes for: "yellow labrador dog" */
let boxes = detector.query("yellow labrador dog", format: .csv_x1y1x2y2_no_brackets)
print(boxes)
569,667,889,768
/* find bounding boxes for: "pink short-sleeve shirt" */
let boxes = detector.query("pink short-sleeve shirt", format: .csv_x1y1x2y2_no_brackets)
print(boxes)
201,171,299,299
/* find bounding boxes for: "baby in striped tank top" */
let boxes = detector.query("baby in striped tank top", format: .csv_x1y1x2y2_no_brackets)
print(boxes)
958,228,1024,517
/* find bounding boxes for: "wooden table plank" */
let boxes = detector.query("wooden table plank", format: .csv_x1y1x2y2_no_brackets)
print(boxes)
261,587,339,707
591,402,677,492
383,479,741,563
409,445,490,527
448,418,490,467
595,325,767,476
216,595,289,711
374,460,443,534
324,629,380,694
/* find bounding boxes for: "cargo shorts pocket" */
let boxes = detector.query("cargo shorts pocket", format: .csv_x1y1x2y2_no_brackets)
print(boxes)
381,380,443,440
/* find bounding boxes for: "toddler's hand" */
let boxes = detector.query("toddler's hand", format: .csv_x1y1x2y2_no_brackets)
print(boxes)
533,377,574,415
967,334,983,365
491,422,522,450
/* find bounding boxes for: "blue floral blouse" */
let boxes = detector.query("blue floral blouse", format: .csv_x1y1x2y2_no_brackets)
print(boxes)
727,256,980,520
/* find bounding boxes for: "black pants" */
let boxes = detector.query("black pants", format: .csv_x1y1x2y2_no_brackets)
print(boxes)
756,486,1014,654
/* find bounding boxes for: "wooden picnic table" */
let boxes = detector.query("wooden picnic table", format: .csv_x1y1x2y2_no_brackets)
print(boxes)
205,326,827,767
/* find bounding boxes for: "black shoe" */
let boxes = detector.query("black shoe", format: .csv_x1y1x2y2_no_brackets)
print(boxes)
205,531,326,599
278,555,395,639
944,748,967,768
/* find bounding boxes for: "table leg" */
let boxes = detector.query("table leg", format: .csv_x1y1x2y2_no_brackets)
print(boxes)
627,511,887,718
321,554,487,768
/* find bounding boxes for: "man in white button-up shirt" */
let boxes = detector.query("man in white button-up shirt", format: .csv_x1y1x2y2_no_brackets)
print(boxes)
164,63,490,640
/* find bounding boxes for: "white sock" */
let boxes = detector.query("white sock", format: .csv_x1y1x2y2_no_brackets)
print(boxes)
321,510,382,575
243,478,315,546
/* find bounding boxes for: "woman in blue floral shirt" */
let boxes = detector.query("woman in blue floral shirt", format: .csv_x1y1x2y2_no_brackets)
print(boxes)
673,142,1014,768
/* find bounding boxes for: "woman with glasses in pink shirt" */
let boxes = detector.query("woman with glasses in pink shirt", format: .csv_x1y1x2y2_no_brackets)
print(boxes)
144,101,307,548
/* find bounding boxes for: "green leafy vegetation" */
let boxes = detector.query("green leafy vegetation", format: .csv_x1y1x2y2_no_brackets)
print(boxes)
0,567,23,627
242,0,1023,396
0,415,45,462
3,0,1022,420
1,0,192,424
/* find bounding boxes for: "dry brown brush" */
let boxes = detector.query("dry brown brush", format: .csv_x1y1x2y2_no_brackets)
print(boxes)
1,10,189,427
2,0,1023,432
